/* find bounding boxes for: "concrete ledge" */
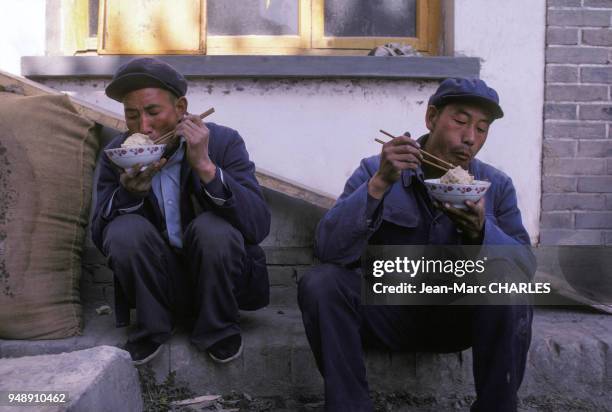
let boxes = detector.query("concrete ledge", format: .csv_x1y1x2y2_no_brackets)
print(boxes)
3,306,610,410
21,56,480,80
148,307,612,410
0,346,142,412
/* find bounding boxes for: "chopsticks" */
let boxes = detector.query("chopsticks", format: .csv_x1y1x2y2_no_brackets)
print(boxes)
379,129,455,168
153,107,216,144
376,129,454,173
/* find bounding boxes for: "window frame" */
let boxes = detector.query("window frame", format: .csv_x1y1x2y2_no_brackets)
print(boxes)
206,0,312,55
62,0,97,54
67,0,440,56
311,0,439,54
97,0,206,55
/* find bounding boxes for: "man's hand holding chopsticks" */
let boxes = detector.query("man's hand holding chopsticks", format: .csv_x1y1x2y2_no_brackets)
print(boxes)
368,132,423,199
176,113,217,184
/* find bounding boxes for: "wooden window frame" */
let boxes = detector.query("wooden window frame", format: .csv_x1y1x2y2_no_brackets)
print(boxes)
311,0,440,54
97,0,207,54
62,0,98,54
206,0,312,55
66,0,440,56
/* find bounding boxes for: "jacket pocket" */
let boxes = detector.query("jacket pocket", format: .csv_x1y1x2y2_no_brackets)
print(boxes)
383,206,420,228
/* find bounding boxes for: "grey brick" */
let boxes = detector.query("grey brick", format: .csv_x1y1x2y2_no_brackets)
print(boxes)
263,247,314,265
607,194,612,208
546,65,579,83
540,212,574,228
581,66,612,83
546,47,609,64
578,139,612,157
543,139,578,157
582,29,612,46
546,85,608,101
547,28,579,45
608,158,612,173
579,104,612,120
544,121,606,138
542,193,607,210
539,229,603,245
575,213,612,228
267,266,297,287
547,9,611,27
545,103,577,120
548,0,581,6
542,176,578,192
544,158,606,175
584,0,612,7
605,231,612,245
578,176,612,192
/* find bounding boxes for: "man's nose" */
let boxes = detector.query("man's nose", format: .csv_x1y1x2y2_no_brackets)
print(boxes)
139,115,153,134
462,128,476,146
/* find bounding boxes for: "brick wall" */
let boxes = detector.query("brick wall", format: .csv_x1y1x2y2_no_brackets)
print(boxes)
542,0,612,245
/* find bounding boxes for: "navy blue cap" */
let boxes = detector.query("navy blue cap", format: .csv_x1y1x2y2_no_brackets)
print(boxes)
105,57,188,102
428,78,504,119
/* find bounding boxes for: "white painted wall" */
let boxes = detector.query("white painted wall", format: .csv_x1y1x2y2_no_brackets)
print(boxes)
0,1,46,74
452,0,546,243
43,77,436,198
12,0,546,242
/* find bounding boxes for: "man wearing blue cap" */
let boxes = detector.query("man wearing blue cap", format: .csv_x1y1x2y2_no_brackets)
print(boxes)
91,58,271,365
298,78,535,411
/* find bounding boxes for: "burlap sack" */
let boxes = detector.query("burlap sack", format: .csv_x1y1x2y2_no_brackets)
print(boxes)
0,91,98,339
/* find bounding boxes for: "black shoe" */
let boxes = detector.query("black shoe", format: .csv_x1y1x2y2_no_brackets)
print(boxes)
124,339,164,366
208,334,243,364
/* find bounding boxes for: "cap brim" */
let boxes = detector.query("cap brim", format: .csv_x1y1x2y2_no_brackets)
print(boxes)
438,94,504,120
105,73,176,102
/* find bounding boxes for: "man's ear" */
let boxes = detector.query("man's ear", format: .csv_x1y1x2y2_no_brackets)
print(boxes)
176,96,188,116
425,105,440,132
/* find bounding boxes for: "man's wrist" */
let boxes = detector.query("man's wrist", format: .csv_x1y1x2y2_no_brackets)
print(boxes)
120,185,149,198
195,160,217,184
462,226,484,244
368,174,391,199
115,186,148,209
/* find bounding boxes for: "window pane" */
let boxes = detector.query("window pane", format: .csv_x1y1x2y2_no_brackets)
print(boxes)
89,0,99,36
324,0,417,37
208,0,299,36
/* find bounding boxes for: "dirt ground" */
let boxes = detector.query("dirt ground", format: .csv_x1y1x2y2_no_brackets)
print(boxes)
138,366,605,412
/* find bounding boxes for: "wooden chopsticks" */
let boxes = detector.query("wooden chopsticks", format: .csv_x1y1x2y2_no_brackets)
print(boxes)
376,129,454,173
153,107,216,144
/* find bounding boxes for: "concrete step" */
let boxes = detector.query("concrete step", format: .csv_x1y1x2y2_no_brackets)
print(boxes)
143,306,612,410
0,346,142,412
2,294,611,410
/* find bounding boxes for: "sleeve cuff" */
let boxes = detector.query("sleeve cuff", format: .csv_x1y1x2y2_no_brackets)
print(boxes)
202,167,231,206
104,187,146,218
365,193,383,228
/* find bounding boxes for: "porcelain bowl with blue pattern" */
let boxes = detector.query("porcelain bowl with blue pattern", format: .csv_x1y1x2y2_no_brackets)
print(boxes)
424,179,491,209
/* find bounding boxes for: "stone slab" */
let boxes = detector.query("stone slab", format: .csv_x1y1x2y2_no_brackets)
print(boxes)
0,346,142,412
